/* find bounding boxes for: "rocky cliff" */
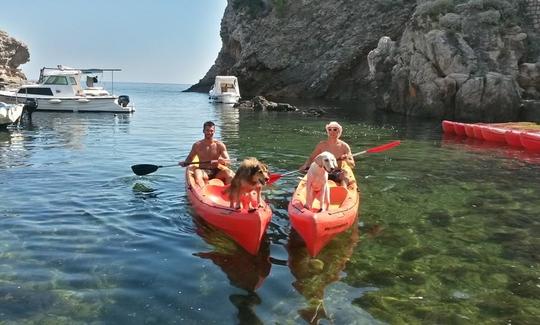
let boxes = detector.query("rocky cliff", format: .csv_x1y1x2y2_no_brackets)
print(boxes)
0,30,29,88
188,0,540,121
187,0,416,98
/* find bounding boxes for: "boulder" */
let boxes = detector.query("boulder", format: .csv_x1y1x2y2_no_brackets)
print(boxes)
0,30,29,88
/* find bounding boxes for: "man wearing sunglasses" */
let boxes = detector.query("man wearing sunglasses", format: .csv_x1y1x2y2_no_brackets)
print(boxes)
299,121,355,187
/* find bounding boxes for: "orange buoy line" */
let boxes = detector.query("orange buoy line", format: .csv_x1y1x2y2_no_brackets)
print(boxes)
441,120,540,152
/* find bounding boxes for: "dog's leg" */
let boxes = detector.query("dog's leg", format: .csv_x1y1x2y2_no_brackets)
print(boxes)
305,180,313,210
322,185,330,211
231,191,241,210
227,189,235,209
316,187,324,213
256,186,264,208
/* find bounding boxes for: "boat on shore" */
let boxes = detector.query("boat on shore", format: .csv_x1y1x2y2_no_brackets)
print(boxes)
185,162,272,255
209,76,240,104
0,65,134,113
0,102,24,127
287,164,360,257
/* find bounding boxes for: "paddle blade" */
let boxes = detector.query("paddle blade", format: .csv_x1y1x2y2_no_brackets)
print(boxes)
366,140,401,154
267,170,300,185
267,173,282,185
131,164,160,176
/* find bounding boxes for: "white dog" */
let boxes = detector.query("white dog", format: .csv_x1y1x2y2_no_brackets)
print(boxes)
305,151,338,212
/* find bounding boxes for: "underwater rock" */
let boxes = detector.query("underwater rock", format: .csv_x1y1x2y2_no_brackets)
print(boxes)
132,182,154,193
308,258,324,272
233,96,297,112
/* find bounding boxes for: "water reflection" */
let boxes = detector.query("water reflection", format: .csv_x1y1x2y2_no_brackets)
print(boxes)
228,292,264,325
287,222,359,324
213,104,240,141
192,216,271,291
0,128,29,169
441,133,540,164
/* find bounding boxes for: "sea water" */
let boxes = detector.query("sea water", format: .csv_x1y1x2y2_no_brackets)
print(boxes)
0,82,539,324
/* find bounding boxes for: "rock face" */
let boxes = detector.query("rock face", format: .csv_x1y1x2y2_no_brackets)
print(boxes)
187,0,416,99
189,0,540,121
0,30,29,88
369,1,529,121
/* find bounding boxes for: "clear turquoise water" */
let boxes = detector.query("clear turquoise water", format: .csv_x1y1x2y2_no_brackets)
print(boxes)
0,82,539,324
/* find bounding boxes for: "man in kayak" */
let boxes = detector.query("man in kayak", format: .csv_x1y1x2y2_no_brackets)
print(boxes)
299,121,355,187
179,121,234,187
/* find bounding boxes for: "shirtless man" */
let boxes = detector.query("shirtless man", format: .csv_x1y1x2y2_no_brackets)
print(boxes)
180,121,234,187
299,121,355,187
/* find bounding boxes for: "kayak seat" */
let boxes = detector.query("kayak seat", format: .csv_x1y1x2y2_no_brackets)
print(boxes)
205,183,229,205
330,186,348,206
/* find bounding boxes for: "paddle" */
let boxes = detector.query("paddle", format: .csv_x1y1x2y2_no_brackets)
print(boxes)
267,170,300,185
351,140,401,157
131,160,221,176
266,140,401,185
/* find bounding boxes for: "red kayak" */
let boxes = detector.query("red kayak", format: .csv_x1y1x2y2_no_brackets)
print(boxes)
481,126,507,143
288,164,360,257
505,129,523,147
520,132,540,152
185,164,272,255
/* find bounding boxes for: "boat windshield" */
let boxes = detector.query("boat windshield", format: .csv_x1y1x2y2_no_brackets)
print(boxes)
43,76,70,85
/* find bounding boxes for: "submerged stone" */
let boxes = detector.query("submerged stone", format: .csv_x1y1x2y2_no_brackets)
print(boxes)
132,182,154,193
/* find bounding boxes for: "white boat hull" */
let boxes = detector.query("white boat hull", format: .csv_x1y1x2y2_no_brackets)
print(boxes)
0,103,24,126
209,93,240,104
0,93,134,113
208,76,241,104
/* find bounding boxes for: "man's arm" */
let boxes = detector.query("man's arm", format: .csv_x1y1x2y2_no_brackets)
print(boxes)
299,142,323,171
217,141,230,166
179,143,197,167
341,142,355,168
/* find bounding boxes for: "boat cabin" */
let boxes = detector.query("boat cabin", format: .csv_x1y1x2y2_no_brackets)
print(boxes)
211,76,240,96
16,66,120,98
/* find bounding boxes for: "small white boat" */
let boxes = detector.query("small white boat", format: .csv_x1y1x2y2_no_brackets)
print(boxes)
0,102,24,127
0,65,134,113
209,76,240,104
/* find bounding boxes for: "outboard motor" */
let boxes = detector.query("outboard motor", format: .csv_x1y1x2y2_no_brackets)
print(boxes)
22,98,38,120
118,95,130,107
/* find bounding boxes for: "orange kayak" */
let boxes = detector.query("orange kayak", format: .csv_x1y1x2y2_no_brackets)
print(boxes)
287,164,360,257
185,165,272,255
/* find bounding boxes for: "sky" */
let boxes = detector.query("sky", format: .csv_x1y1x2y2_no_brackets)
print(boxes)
0,0,227,84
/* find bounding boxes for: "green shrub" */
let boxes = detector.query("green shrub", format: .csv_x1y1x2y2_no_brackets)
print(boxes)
375,0,404,11
232,0,266,16
273,0,286,17
466,0,517,21
416,0,459,18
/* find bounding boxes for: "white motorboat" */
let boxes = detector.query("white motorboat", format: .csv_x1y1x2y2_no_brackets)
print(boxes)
0,65,134,113
209,76,240,104
0,102,24,127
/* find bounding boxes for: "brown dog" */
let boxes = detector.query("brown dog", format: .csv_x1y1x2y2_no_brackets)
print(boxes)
225,157,269,210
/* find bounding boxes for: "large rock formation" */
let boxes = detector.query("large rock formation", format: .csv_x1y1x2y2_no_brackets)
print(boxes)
187,0,416,98
0,30,29,88
368,1,530,121
189,0,540,121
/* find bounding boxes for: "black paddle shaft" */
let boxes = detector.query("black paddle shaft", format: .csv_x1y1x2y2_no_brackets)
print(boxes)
130,159,226,176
